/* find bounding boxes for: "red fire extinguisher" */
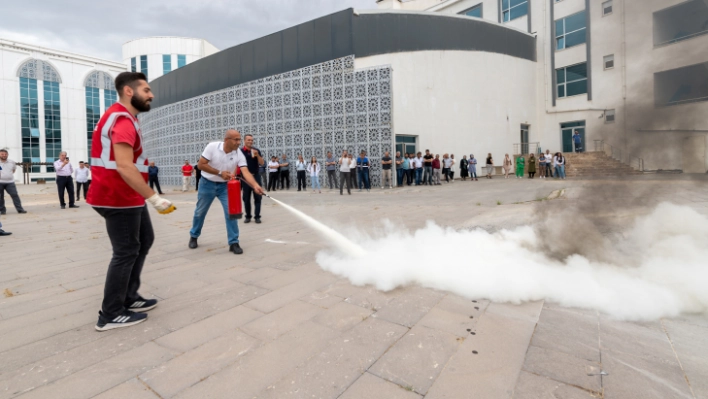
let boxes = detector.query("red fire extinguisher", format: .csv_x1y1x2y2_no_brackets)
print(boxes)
227,167,243,220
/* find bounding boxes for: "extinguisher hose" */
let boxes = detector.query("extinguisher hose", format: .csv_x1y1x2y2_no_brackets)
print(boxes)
238,176,273,199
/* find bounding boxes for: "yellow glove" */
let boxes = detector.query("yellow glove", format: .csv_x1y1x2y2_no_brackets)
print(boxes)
147,194,176,214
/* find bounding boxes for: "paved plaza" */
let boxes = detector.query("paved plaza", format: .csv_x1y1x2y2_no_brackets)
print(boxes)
1,176,707,399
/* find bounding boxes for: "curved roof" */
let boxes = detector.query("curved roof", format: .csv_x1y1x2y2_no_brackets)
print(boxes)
149,8,536,108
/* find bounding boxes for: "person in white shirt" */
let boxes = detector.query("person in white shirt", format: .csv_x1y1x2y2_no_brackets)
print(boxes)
308,156,322,193
450,154,456,182
414,152,424,185
442,154,453,183
267,157,280,192
338,150,352,195
75,161,91,201
0,149,27,214
295,155,307,191
54,151,78,209
188,129,264,255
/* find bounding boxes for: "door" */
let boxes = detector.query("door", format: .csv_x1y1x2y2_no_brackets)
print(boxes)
560,121,585,153
520,124,530,154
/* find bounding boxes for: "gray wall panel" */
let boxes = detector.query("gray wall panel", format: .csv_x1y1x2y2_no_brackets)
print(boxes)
148,9,536,108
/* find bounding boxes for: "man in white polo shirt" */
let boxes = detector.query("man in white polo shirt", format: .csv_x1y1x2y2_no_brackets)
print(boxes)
188,129,264,254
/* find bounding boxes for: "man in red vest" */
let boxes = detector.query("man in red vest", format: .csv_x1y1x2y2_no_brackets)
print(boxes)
87,72,175,332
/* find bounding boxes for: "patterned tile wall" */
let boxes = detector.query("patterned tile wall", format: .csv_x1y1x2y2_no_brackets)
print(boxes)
139,55,393,188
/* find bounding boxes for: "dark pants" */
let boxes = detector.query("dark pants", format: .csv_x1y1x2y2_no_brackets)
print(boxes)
340,171,351,194
0,182,25,213
94,205,154,319
259,171,267,188
396,169,404,186
406,169,414,185
415,168,423,185
76,182,89,200
358,169,370,189
148,176,163,194
195,174,201,190
349,169,357,188
279,170,290,189
327,170,338,189
297,170,306,191
443,168,450,182
268,172,279,191
242,173,262,220
56,176,75,207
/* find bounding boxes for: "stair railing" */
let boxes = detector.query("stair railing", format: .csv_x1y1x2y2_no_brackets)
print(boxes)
513,142,540,155
594,140,644,171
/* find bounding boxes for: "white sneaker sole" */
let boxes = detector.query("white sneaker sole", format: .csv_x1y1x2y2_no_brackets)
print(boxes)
95,317,146,332
130,304,158,313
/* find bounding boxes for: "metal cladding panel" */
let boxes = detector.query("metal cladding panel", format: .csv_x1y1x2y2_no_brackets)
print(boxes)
352,12,536,62
147,9,536,108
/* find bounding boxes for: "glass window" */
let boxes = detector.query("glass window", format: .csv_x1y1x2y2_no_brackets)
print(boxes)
602,0,613,15
654,0,708,46
460,3,482,18
556,11,587,50
130,57,136,73
19,77,41,172
605,109,615,123
502,0,528,22
140,55,148,79
85,87,100,152
604,54,615,69
163,54,172,75
556,62,588,98
654,62,708,106
104,89,117,109
177,54,186,68
44,81,61,171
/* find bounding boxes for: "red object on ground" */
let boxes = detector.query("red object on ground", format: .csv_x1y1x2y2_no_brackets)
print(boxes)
227,177,242,220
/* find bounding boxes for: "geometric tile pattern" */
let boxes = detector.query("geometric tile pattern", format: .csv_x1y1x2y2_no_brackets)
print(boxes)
17,59,62,83
139,55,393,187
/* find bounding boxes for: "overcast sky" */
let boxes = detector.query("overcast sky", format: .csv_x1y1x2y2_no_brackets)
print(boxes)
0,0,377,62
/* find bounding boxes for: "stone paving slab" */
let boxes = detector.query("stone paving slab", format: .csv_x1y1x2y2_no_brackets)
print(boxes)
0,178,706,398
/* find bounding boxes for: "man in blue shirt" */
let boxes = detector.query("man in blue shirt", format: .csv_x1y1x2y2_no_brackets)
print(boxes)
241,134,264,224
357,150,370,192
573,130,582,153
147,162,163,195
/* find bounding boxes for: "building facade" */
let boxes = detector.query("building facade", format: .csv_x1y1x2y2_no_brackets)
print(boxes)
122,37,219,82
379,0,708,172
0,39,127,181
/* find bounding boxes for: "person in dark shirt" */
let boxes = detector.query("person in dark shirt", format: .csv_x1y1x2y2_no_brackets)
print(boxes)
381,151,393,189
423,150,434,185
147,162,163,194
356,150,370,191
241,134,264,223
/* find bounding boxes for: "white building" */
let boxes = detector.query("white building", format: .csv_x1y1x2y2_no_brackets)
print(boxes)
122,37,219,82
377,0,708,172
0,39,127,182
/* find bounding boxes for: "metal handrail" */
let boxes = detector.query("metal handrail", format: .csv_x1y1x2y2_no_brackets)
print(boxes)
513,142,540,155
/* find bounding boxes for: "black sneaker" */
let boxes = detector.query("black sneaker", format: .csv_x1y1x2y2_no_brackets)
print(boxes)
69,205,79,208
230,243,243,254
189,237,198,249
95,310,147,332
255,218,261,224
126,298,158,312
244,218,251,224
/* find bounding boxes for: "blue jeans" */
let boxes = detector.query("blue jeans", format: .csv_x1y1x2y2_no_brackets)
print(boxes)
358,169,370,189
555,165,566,179
311,175,321,190
423,166,433,184
415,168,423,185
396,169,404,186
190,179,240,245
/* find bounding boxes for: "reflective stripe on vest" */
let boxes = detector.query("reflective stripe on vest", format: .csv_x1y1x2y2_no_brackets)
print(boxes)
93,111,149,173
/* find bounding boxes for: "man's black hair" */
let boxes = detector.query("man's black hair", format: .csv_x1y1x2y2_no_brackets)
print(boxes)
115,72,148,95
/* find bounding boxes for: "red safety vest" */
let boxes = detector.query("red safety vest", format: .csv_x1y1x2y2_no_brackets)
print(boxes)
86,103,148,208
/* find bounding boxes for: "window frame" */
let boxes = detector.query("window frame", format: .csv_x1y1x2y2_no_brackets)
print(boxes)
555,11,587,51
602,0,613,16
502,0,529,22
140,55,148,79
162,54,172,75
130,57,136,73
177,54,187,68
604,109,616,123
556,62,589,99
459,3,483,18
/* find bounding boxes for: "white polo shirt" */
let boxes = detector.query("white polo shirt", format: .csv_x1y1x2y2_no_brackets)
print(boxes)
200,142,247,183
339,157,351,172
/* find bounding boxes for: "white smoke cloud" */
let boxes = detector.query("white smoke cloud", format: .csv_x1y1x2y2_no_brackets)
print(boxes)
315,202,708,321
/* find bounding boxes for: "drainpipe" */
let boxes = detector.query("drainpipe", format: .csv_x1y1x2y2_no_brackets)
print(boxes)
621,0,628,163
